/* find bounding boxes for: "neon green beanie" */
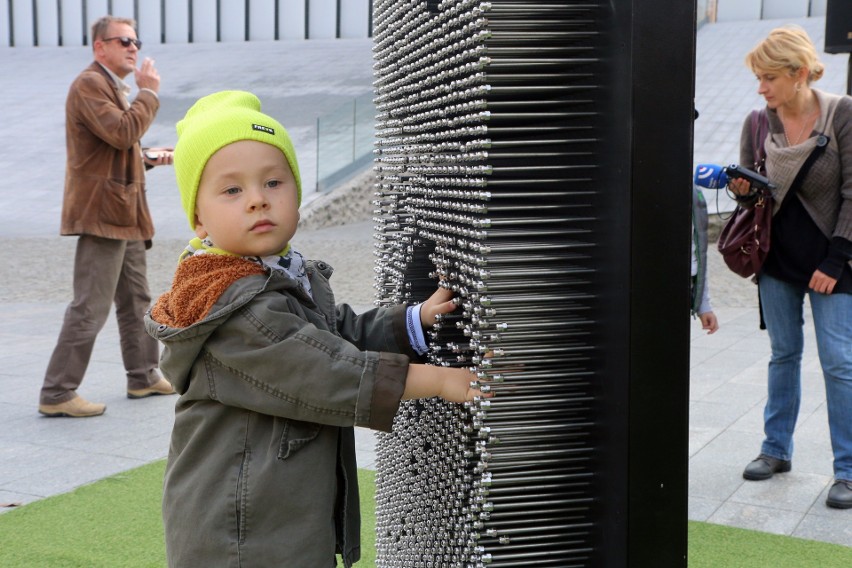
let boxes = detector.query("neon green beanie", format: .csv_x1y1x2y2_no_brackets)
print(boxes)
174,90,301,229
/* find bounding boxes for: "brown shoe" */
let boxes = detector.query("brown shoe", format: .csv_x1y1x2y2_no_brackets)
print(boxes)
39,396,106,418
127,378,176,399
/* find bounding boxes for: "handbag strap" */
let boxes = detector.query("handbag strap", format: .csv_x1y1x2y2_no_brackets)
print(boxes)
750,109,768,175
785,134,829,199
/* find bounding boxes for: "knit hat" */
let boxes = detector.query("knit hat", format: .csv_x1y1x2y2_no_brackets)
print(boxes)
174,90,301,229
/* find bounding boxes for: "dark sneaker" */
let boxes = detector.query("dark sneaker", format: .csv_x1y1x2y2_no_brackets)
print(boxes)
742,454,791,481
826,480,852,510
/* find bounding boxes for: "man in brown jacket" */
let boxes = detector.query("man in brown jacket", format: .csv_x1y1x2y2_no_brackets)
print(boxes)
38,15,176,417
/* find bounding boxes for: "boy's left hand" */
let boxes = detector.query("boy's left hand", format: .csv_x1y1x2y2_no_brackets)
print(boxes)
420,286,456,327
699,311,719,334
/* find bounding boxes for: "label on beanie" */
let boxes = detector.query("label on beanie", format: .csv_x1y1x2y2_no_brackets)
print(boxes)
252,124,275,135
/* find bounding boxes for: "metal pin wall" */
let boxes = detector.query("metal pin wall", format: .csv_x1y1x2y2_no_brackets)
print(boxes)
372,1,603,566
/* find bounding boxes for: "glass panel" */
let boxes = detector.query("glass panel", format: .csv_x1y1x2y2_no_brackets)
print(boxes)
316,100,356,188
316,92,375,192
353,92,376,160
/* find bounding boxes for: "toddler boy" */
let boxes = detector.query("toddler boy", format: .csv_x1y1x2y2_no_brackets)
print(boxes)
146,91,481,567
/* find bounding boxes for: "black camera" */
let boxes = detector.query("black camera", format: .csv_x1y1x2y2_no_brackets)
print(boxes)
724,164,776,190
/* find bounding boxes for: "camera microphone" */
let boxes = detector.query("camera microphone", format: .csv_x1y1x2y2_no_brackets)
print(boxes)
694,164,728,189
724,164,776,191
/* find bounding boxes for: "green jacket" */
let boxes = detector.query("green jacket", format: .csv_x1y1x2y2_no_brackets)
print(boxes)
692,185,711,316
145,255,414,567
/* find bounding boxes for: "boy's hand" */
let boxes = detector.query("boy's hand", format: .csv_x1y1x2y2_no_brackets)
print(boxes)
437,367,486,403
420,286,456,327
403,364,489,403
699,311,719,334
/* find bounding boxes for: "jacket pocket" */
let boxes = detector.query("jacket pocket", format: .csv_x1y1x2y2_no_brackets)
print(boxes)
277,419,322,460
99,179,139,227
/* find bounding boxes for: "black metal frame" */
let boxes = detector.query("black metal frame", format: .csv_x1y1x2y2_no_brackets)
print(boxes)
597,0,694,565
824,0,852,95
370,0,695,564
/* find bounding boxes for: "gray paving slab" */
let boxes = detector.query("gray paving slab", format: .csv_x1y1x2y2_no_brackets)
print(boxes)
0,13,850,552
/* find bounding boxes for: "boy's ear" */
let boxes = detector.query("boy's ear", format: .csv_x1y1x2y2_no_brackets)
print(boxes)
193,214,207,239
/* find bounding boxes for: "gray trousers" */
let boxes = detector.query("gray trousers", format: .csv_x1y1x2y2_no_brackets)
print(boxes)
40,235,160,404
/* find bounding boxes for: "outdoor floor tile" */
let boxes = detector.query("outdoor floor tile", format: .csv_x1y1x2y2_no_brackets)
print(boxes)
729,472,831,514
110,435,171,463
691,428,765,468
689,399,752,430
728,403,766,434
688,456,745,502
729,361,772,386
791,440,839,479
7,452,148,498
791,513,852,548
689,345,718,367
0,399,35,421
0,441,63,484
723,334,772,354
690,349,767,383
707,501,804,536
688,496,722,522
689,426,722,458
697,381,767,410
0,491,37,513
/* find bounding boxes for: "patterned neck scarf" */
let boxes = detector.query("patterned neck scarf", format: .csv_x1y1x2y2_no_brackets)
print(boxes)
181,237,313,299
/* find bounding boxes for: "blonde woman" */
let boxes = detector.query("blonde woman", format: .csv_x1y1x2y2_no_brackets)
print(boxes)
728,26,852,509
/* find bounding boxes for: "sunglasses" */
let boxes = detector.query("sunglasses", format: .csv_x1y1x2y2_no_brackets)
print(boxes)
101,36,142,49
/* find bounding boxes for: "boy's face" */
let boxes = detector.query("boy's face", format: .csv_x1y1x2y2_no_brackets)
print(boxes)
194,140,299,257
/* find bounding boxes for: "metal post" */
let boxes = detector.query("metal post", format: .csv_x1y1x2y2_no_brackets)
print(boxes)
315,116,320,192
847,54,851,96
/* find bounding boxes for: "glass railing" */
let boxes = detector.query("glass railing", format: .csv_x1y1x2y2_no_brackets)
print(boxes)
316,92,375,192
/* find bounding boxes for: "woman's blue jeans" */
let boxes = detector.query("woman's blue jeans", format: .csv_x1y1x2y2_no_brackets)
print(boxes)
759,273,852,481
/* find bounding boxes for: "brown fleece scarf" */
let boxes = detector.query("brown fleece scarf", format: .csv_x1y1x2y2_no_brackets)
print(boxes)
151,255,266,329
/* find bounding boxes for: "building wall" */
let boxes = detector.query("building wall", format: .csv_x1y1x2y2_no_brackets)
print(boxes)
0,0,373,47
0,0,831,48
716,0,826,22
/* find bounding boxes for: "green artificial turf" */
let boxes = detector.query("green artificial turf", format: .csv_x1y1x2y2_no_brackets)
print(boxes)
0,461,167,568
688,520,852,567
0,461,376,568
0,460,849,567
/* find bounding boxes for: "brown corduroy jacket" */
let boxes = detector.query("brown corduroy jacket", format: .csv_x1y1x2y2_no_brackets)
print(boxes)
61,62,159,241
